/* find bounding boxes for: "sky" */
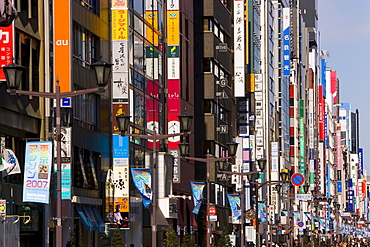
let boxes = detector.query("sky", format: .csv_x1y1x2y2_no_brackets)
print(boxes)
318,1,370,171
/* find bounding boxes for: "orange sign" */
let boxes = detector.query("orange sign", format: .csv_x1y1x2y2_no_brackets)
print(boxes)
53,0,71,92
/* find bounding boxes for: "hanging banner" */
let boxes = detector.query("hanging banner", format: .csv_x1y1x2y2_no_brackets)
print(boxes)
1,148,21,175
22,142,53,204
190,182,205,215
258,201,267,223
131,168,152,208
227,194,241,221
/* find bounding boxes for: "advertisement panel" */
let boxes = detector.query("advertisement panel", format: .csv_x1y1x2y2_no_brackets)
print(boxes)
53,0,71,92
23,142,53,204
0,0,14,82
233,0,245,97
282,8,291,76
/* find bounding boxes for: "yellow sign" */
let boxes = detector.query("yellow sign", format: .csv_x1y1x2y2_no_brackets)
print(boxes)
112,9,128,41
167,11,179,45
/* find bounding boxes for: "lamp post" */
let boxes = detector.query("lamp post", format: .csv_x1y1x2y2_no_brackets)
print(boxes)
116,113,193,247
178,141,238,247
248,167,289,247
2,60,113,247
218,169,261,247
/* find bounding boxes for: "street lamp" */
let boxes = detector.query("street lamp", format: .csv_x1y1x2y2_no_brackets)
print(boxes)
178,141,238,247
248,168,289,247
2,60,112,247
116,113,193,247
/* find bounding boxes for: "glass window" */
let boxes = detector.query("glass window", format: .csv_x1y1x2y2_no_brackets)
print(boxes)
73,22,99,68
74,93,98,130
77,0,97,14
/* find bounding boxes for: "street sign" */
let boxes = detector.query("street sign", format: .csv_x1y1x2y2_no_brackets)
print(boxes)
209,206,217,215
295,193,312,201
291,173,305,186
297,221,304,227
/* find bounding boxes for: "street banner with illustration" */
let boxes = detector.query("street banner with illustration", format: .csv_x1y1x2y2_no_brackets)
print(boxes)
131,168,152,208
258,201,267,223
227,194,241,220
190,182,205,215
1,148,21,175
22,142,52,203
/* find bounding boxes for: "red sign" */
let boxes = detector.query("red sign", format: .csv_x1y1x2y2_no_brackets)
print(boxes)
291,173,305,186
209,206,217,215
0,18,14,81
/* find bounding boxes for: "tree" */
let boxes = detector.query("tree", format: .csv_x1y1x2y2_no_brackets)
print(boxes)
216,227,232,247
111,227,125,247
163,225,180,247
181,232,194,247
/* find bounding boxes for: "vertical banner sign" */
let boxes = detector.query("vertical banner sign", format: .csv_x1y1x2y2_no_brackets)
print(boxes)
282,8,291,76
359,148,363,175
271,142,278,172
227,194,241,221
23,142,53,204
131,168,152,208
167,0,182,184
258,201,267,223
0,0,14,81
318,85,325,141
112,135,130,213
112,0,129,101
53,127,72,199
190,182,205,215
53,0,71,92
233,0,245,97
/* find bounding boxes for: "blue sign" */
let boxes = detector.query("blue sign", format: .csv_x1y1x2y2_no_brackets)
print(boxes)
113,134,129,158
283,26,290,76
61,98,71,107
291,173,304,186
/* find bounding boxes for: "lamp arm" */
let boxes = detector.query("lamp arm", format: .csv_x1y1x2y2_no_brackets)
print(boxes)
183,155,232,163
124,131,191,141
6,85,108,99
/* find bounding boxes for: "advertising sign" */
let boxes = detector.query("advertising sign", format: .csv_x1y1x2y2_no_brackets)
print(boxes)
0,2,14,81
190,182,205,215
282,8,291,76
233,0,245,97
131,168,152,208
23,142,53,204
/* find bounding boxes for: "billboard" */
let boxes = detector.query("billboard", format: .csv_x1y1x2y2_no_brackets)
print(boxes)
23,142,53,204
53,0,71,92
233,0,245,97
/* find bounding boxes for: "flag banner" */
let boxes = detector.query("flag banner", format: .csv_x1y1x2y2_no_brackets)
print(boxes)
293,211,300,223
304,212,311,221
258,201,267,223
190,182,205,215
227,194,241,220
1,148,21,175
131,168,152,208
22,142,53,204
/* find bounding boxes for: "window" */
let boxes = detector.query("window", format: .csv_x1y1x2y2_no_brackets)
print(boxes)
73,93,98,130
77,0,97,14
73,22,99,68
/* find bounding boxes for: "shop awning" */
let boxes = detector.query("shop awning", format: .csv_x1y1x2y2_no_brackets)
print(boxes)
75,204,105,231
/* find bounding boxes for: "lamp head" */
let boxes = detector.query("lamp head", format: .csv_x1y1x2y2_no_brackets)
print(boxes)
178,142,190,156
115,114,130,134
257,158,267,171
226,142,239,157
91,60,113,91
275,184,282,193
280,171,289,182
303,184,310,193
177,113,193,133
2,62,25,95
246,173,255,183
